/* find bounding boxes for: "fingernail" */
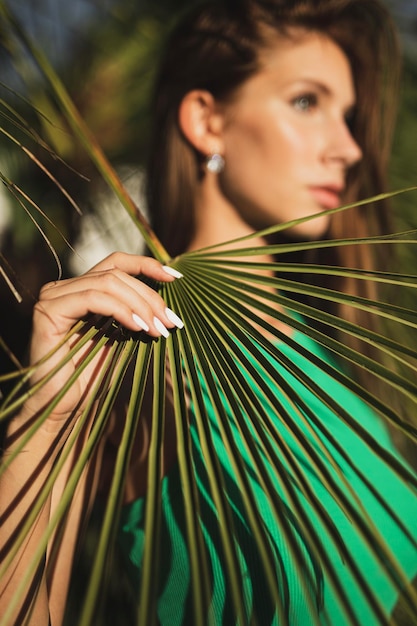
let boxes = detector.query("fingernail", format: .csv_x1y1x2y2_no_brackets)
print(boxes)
165,307,184,329
153,316,170,338
162,265,183,279
132,313,150,332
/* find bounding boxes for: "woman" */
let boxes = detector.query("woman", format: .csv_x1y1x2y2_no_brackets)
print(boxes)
1,0,417,624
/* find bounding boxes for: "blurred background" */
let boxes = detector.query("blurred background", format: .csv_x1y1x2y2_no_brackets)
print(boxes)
0,0,185,380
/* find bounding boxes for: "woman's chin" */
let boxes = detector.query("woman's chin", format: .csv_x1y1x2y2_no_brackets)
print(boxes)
283,213,331,241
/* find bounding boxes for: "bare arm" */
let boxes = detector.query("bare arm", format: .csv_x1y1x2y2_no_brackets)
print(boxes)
0,253,183,625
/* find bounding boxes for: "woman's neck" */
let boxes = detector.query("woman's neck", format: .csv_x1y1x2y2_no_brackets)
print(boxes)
187,174,271,259
187,175,292,338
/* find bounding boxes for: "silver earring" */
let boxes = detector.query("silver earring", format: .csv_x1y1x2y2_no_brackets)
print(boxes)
205,153,225,174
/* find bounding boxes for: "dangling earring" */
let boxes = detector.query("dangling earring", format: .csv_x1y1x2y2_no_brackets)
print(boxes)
205,153,225,174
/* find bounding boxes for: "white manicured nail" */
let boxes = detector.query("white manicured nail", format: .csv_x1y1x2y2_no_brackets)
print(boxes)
162,265,183,279
153,316,170,338
165,307,184,329
132,313,150,332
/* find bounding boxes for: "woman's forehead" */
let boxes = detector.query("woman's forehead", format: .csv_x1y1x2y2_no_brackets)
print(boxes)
245,31,356,101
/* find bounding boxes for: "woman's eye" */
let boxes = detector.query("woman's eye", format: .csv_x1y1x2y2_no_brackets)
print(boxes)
292,93,318,112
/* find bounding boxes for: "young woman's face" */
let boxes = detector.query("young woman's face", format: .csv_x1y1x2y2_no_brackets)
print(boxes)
218,31,363,239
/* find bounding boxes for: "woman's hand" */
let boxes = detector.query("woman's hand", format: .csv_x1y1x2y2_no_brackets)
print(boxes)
25,252,184,423
1,252,183,625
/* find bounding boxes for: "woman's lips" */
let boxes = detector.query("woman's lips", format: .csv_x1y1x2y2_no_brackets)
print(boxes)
309,186,342,210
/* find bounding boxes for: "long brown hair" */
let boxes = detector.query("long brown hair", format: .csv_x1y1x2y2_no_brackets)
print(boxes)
146,0,403,409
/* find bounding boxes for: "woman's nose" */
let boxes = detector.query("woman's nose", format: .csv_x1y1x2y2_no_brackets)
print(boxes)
325,120,363,169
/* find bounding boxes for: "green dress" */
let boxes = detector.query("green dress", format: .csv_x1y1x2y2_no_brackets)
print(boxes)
118,331,417,625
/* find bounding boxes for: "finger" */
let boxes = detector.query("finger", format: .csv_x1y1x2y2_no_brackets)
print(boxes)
37,278,184,339
88,252,183,282
40,254,182,314
40,271,183,333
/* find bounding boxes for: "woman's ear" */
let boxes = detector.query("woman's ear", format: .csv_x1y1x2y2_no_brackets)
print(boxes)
178,90,225,156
